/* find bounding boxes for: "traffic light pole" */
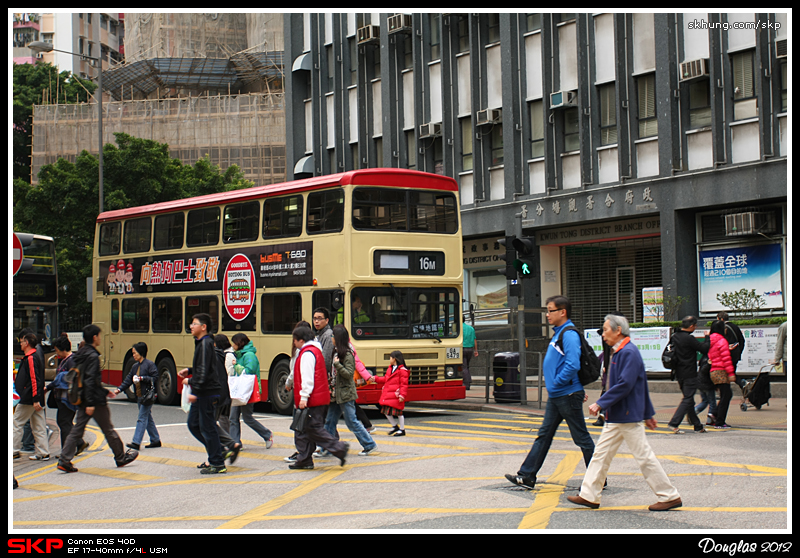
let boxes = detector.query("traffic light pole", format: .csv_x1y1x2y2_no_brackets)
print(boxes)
514,211,527,405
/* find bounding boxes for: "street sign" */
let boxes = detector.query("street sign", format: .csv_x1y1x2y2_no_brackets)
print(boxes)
13,233,23,276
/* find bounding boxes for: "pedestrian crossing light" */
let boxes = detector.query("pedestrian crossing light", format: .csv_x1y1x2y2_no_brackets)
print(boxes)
512,236,535,278
497,235,518,280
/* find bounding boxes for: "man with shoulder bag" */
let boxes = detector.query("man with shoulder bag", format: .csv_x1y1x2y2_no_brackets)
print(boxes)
666,317,710,434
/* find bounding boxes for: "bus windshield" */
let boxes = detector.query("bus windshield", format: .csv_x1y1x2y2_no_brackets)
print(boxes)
349,287,460,340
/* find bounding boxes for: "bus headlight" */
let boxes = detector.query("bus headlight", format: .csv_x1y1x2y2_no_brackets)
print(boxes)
47,355,57,369
445,366,456,379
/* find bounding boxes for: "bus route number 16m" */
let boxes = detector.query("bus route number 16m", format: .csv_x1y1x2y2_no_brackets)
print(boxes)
419,256,436,271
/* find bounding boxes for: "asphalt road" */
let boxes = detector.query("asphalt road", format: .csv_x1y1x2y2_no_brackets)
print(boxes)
12,399,788,535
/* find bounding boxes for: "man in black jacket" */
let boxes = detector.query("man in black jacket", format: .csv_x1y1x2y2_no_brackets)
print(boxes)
179,313,226,474
13,333,50,460
57,325,138,473
667,316,710,433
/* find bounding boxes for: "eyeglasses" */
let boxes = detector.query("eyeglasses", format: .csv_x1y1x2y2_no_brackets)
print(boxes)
546,308,565,314
313,316,326,321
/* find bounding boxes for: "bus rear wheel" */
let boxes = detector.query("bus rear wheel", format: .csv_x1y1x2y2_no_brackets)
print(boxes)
269,360,293,416
156,358,178,406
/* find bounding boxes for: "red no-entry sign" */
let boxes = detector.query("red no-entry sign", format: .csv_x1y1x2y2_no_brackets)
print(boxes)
13,233,23,276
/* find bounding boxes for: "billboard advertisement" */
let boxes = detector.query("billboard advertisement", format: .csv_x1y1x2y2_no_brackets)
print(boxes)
698,244,784,313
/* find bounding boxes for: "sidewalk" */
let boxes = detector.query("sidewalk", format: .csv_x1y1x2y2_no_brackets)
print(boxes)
409,380,788,431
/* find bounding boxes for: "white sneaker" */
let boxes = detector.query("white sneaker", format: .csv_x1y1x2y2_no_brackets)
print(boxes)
358,446,377,456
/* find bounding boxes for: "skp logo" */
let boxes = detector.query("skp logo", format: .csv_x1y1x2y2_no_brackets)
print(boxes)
9,539,64,554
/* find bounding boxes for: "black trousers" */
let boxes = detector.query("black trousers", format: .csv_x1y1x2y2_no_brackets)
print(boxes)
667,377,703,430
293,405,347,465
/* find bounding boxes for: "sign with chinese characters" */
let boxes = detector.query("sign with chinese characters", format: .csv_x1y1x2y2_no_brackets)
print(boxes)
98,241,315,297
698,244,784,312
586,326,672,372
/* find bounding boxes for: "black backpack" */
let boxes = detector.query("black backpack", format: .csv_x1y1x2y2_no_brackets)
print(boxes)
65,360,85,406
661,334,678,370
556,326,602,386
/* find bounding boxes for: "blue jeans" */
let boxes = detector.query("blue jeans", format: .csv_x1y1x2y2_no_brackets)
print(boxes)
518,390,595,479
324,400,376,452
132,401,160,445
695,389,718,417
187,395,223,467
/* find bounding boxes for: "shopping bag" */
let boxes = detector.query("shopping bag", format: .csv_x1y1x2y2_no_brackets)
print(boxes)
247,378,261,404
290,407,310,433
181,385,193,413
229,374,255,407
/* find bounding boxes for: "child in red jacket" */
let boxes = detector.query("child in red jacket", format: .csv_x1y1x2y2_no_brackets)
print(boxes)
374,351,409,436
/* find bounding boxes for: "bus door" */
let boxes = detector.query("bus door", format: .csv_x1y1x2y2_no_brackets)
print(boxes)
104,297,122,384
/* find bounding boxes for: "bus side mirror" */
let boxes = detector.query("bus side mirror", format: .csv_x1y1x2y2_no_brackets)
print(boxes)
331,289,345,310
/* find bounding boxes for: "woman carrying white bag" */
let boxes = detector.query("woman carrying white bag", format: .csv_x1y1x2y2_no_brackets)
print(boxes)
229,333,273,450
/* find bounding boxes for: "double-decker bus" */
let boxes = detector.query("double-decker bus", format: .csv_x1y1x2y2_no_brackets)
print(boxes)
91,169,466,413
13,233,59,378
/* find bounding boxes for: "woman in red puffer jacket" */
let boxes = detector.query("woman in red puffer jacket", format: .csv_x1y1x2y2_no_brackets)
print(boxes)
375,351,409,436
708,320,736,429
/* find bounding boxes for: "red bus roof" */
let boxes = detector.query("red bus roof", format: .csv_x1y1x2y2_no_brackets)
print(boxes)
96,168,458,223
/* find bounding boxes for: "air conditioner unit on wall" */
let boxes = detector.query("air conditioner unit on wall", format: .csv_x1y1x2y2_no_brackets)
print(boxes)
680,58,710,81
357,25,380,45
476,108,502,126
724,212,777,236
388,14,412,34
775,38,787,59
419,122,442,138
550,90,578,109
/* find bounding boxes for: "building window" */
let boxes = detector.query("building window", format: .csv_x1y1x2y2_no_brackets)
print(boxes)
403,35,413,70
461,118,473,171
732,50,757,120
487,14,501,44
490,123,503,166
349,39,358,87
779,61,787,112
599,84,617,145
564,107,580,152
530,100,544,158
526,14,542,33
430,14,441,60
688,79,712,129
407,131,416,170
637,74,658,138
457,16,470,54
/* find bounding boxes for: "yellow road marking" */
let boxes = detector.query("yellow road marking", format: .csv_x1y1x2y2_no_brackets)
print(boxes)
216,468,348,529
75,467,162,481
517,452,583,529
16,483,72,492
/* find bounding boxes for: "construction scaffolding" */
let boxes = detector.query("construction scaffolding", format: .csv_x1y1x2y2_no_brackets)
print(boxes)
32,92,285,186
29,13,286,186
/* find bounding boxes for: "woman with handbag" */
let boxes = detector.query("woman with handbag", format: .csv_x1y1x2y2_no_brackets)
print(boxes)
229,333,273,450
114,342,161,449
708,320,736,429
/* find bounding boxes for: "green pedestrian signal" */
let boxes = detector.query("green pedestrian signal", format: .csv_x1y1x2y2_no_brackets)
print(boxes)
511,236,535,279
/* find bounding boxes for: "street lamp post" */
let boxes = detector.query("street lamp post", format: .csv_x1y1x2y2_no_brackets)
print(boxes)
27,41,104,213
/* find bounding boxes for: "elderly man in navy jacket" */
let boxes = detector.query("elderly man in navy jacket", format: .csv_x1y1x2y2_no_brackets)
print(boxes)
568,314,682,512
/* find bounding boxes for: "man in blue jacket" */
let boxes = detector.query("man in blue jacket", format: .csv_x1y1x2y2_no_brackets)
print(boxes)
568,314,682,511
505,296,595,490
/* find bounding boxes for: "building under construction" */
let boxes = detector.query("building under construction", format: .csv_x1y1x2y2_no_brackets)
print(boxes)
31,13,286,186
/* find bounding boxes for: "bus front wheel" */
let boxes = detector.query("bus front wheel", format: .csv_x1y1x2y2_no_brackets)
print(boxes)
269,360,293,416
156,358,178,406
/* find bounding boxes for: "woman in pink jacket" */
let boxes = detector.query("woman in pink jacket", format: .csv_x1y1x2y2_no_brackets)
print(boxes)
708,320,736,429
375,350,409,436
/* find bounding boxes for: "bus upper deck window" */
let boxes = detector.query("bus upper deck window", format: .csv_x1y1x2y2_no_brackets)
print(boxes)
99,222,121,256
307,189,344,234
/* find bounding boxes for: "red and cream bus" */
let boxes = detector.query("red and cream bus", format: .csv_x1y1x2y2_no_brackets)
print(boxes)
92,169,466,413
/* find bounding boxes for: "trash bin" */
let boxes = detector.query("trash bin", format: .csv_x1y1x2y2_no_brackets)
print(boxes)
493,352,521,403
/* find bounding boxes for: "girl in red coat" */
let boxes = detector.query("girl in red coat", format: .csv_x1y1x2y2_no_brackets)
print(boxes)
375,351,409,436
708,320,736,429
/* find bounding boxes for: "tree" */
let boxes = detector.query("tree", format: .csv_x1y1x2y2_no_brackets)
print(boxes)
13,133,252,323
13,61,96,182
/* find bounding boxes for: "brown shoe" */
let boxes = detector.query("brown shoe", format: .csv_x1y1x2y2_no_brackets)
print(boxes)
567,495,600,509
649,497,682,511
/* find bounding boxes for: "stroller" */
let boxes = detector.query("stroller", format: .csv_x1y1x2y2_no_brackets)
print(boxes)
739,365,773,411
